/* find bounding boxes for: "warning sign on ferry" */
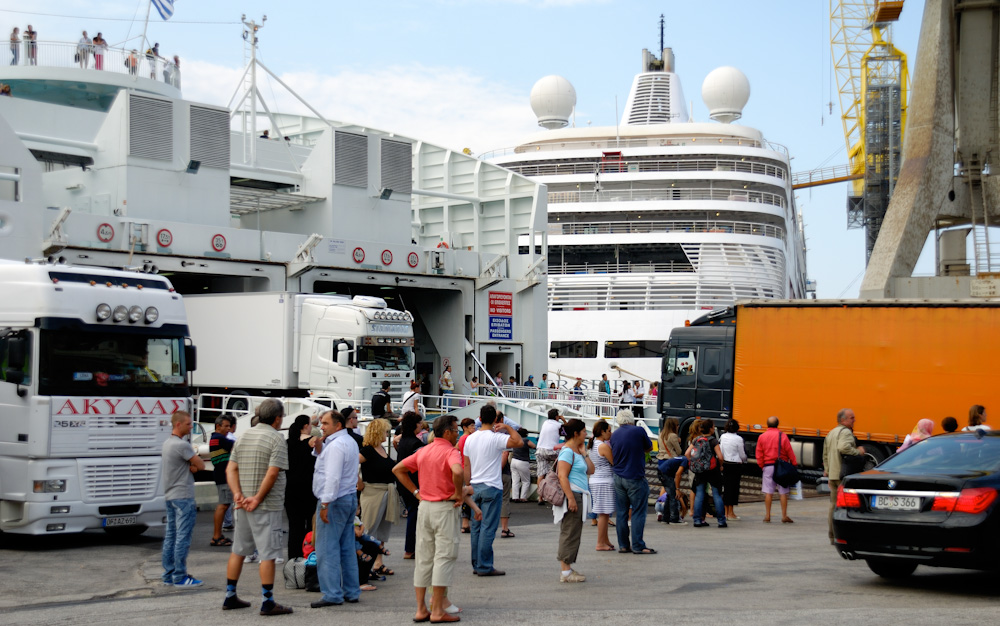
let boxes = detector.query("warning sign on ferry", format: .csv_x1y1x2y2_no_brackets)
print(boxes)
488,291,513,341
97,223,115,243
488,292,513,316
211,234,226,252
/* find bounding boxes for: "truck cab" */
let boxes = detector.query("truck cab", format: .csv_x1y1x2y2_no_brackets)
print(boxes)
658,308,735,432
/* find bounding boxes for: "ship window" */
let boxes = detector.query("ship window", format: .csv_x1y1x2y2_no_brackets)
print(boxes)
604,341,665,359
549,341,597,359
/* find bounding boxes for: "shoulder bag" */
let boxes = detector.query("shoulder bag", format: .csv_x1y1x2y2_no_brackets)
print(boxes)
538,463,567,506
772,433,800,488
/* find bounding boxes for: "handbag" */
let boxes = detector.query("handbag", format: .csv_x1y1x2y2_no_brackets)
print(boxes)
538,469,565,506
282,557,307,589
840,452,868,479
772,433,800,488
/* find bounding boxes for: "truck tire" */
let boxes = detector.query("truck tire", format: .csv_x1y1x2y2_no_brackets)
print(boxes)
225,391,252,417
865,558,917,579
863,444,888,471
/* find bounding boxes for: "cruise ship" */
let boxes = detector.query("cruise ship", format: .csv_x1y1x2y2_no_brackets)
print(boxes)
488,47,808,389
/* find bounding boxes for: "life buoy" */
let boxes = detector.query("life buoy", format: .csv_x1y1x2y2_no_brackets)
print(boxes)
437,241,450,249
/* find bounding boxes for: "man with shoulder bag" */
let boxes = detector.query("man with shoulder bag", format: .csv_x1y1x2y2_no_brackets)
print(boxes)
823,408,866,543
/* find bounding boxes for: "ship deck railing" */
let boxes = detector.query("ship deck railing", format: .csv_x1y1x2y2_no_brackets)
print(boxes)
548,187,786,208
2,40,180,88
548,219,785,241
505,156,787,181
549,261,695,275
481,136,788,159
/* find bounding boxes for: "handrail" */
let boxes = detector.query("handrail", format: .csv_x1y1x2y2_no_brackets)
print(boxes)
549,261,695,275
2,40,181,89
548,187,786,208
549,219,785,241
481,136,789,160
505,157,788,181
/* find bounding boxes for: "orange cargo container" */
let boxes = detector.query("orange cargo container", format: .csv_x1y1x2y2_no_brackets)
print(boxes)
734,302,1000,447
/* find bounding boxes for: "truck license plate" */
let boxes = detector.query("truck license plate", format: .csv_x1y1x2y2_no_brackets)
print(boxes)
871,495,921,511
102,515,138,527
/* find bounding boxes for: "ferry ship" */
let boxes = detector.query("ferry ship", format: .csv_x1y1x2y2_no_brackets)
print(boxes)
487,47,809,389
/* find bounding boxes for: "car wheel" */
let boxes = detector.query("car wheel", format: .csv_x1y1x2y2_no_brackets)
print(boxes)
865,558,917,579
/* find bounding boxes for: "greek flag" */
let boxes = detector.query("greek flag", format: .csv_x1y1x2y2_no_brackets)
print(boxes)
151,0,174,21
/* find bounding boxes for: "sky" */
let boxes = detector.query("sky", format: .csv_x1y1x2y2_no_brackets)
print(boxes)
0,0,932,298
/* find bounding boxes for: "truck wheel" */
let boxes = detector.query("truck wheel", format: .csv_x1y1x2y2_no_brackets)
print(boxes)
865,558,917,579
863,445,887,471
225,392,251,417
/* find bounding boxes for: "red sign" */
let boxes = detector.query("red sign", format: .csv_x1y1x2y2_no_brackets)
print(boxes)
488,291,513,316
55,398,186,416
156,228,173,248
381,249,393,265
97,223,115,243
353,247,365,263
211,234,226,252
407,252,419,268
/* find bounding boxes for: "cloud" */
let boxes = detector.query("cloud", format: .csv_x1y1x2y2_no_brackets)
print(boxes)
182,59,542,156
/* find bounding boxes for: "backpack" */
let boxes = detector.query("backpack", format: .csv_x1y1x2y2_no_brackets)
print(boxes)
689,436,715,474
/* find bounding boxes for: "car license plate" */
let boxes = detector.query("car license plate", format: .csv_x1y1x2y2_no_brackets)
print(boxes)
871,495,921,511
102,515,138,527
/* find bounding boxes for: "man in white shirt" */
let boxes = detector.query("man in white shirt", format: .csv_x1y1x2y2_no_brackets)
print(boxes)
463,404,522,576
439,365,454,410
311,410,361,608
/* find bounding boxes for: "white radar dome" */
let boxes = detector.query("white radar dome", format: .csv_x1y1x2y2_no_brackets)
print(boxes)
701,66,750,124
530,75,576,129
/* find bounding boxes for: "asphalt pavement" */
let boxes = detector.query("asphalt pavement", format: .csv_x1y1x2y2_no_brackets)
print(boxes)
1,496,997,625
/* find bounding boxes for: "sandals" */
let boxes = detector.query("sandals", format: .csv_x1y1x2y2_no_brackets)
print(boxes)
360,584,377,591
500,529,515,538
372,565,394,576
210,536,233,547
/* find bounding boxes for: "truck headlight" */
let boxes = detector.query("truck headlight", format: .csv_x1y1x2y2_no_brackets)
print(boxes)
33,479,67,493
128,305,143,323
96,303,112,321
144,307,159,323
112,305,128,322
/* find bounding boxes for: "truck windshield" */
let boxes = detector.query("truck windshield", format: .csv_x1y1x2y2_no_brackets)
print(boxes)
357,346,412,371
38,330,188,397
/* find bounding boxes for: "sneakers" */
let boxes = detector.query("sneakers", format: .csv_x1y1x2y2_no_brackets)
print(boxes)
560,570,586,583
275,557,285,565
718,521,728,528
173,575,204,587
223,596,251,611
693,521,710,528
668,520,688,526
244,550,260,564
656,513,663,522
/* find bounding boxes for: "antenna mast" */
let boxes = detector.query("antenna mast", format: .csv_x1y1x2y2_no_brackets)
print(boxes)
659,14,665,55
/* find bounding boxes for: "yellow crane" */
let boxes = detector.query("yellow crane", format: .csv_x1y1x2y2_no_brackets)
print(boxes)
829,0,909,263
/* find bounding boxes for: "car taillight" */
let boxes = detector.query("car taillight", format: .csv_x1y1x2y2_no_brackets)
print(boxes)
836,485,861,508
931,488,997,514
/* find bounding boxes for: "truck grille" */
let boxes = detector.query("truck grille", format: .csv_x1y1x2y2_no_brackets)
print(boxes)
81,461,159,501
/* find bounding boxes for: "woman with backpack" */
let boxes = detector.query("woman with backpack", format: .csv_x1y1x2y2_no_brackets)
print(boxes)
685,420,727,528
719,418,747,521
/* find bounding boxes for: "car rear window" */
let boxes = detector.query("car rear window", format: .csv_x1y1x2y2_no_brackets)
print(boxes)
878,434,1000,475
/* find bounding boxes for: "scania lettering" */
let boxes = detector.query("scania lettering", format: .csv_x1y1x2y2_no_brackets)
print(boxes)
184,293,415,413
0,260,194,534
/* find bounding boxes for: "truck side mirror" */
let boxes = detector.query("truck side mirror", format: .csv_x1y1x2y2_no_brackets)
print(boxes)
7,335,26,370
185,345,197,372
4,368,24,386
336,343,349,368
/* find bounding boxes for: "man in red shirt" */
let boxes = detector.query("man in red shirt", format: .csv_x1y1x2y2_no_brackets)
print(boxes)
393,415,464,624
754,416,797,523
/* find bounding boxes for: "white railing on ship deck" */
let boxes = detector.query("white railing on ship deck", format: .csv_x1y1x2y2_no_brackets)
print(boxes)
548,187,786,208
481,136,789,159
2,40,181,88
549,219,785,241
505,157,787,181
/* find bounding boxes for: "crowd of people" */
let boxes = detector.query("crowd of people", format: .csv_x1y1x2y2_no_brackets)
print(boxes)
157,396,992,619
5,26,180,87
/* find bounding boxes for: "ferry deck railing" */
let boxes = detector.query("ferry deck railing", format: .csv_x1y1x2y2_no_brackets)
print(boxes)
2,40,181,88
548,187,786,208
481,137,789,159
504,157,787,181
549,219,785,241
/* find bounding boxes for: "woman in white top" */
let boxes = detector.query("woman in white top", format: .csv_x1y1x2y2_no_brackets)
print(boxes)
534,408,564,503
588,420,615,551
620,381,635,409
400,380,421,416
719,418,748,521
962,404,991,432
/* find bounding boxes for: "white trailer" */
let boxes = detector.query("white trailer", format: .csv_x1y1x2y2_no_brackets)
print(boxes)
0,260,194,534
185,293,415,413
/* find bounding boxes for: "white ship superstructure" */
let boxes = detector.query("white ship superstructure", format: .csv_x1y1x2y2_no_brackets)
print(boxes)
489,49,808,387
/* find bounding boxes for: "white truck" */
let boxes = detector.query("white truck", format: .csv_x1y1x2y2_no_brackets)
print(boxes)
184,293,416,415
0,260,194,534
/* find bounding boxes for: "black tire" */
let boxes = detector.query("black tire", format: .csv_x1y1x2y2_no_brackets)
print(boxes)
225,391,251,417
865,558,917,579
863,444,888,471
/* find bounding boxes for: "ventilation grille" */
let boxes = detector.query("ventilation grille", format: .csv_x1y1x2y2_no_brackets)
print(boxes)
380,139,412,194
189,106,230,168
626,75,674,125
335,131,368,188
129,95,173,160
81,461,159,501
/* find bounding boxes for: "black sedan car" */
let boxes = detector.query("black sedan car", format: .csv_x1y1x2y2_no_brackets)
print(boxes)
833,430,1000,578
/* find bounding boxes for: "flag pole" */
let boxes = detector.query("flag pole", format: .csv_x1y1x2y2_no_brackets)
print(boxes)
140,0,153,51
